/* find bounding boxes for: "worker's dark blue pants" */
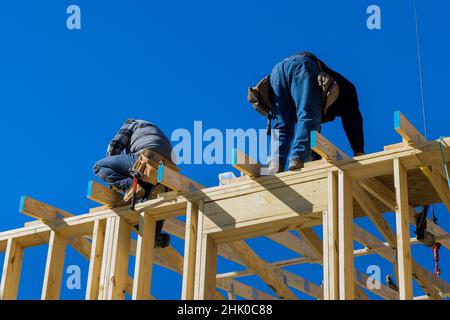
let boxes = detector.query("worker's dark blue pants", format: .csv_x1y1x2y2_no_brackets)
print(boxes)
93,153,137,192
93,153,152,193
93,153,165,241
270,55,322,165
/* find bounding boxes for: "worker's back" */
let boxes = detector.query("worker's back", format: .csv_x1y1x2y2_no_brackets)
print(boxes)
128,120,173,161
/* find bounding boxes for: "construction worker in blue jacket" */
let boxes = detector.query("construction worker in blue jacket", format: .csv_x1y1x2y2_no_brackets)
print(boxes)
268,52,365,173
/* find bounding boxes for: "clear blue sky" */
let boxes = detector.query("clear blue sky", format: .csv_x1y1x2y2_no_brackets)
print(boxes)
0,0,448,299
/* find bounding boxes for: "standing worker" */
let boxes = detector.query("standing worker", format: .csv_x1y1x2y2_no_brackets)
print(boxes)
248,52,365,173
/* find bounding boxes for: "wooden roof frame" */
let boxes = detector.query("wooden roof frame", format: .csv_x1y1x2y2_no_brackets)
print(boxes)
0,111,449,300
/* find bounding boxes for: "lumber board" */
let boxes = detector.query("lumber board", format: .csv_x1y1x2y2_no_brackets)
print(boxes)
132,212,156,300
231,149,262,178
157,162,204,193
86,220,106,300
419,166,450,211
194,234,218,300
20,196,72,221
87,181,123,208
181,201,199,300
324,171,339,300
106,217,132,300
41,231,67,300
311,130,351,163
338,170,355,300
228,241,297,300
360,177,450,250
202,176,328,238
0,239,24,300
394,111,427,146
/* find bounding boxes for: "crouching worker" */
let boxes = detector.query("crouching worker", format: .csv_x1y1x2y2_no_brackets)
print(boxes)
93,119,174,248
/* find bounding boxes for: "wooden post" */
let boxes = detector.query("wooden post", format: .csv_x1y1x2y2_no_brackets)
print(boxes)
181,201,199,300
194,234,217,300
323,171,339,300
107,217,132,300
394,158,413,300
41,231,67,300
98,216,131,300
0,239,24,300
86,219,106,300
98,217,116,299
338,170,355,300
132,212,156,300
193,204,217,300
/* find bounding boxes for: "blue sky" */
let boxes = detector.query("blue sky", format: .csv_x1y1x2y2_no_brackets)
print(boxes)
0,0,448,299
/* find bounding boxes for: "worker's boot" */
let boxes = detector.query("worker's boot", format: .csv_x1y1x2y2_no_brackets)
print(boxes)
154,220,171,248
288,158,304,171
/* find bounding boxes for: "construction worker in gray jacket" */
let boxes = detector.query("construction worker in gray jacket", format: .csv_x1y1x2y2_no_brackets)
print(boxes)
93,119,174,248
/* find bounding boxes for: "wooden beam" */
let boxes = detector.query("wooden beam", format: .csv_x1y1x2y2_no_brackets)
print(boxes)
393,158,413,300
311,131,351,163
353,184,396,244
19,196,93,260
420,166,450,211
296,228,323,259
157,162,204,193
324,171,339,300
132,212,156,300
41,231,67,300
181,201,199,300
338,170,355,300
86,220,106,300
228,241,297,300
194,234,218,300
106,217,132,300
394,111,427,146
231,149,262,178
0,239,24,300
19,196,72,221
87,181,123,208
360,178,450,250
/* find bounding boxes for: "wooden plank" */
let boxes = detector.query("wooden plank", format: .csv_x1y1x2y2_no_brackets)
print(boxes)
338,170,355,300
87,181,123,208
202,176,328,237
296,228,323,258
194,234,217,300
106,217,132,300
19,196,93,260
19,196,72,221
86,220,106,300
360,178,450,250
353,184,396,244
324,171,339,300
420,166,450,211
132,213,156,300
157,162,204,193
228,241,297,300
273,269,322,299
311,131,351,163
231,149,262,178
41,231,67,300
394,111,427,146
393,158,413,300
267,232,319,259
0,239,24,300
181,201,199,300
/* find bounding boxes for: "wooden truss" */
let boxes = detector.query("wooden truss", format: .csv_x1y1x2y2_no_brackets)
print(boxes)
0,111,449,300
